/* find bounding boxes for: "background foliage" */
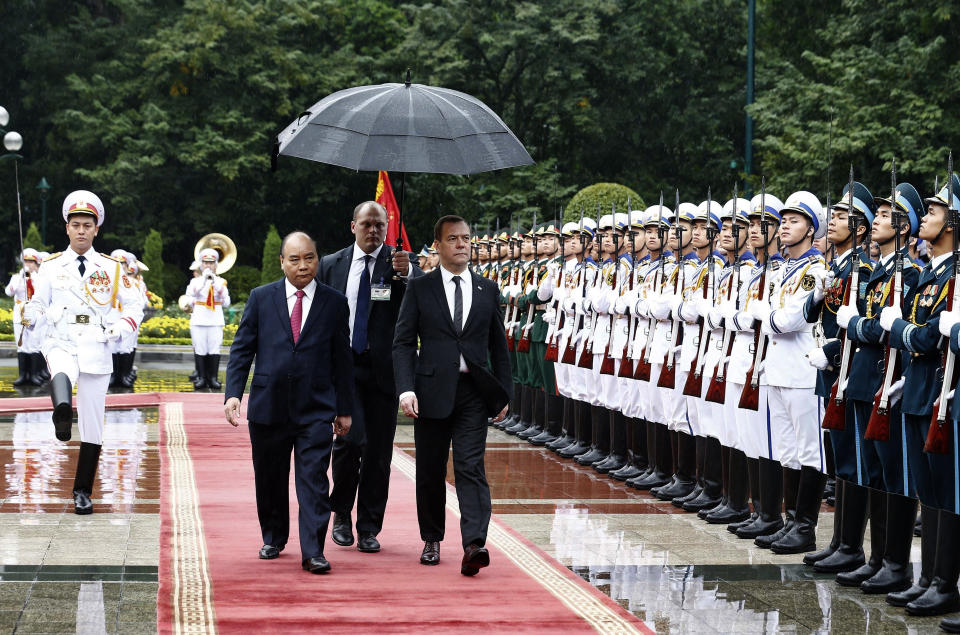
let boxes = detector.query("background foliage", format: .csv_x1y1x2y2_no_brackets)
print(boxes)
2,0,958,297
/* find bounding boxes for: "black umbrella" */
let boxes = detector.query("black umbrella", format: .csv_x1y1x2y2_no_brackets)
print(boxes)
273,75,534,247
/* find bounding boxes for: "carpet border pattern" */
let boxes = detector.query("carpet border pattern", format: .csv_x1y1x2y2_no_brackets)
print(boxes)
164,401,218,634
390,449,643,635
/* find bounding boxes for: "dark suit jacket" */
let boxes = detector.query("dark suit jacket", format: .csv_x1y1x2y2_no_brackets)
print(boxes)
225,279,353,425
393,268,512,419
317,243,422,394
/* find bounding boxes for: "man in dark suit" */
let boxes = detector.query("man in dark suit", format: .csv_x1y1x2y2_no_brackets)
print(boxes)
318,201,422,553
224,231,353,574
394,215,512,576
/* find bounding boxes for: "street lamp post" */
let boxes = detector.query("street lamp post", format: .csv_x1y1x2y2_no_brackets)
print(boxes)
37,177,51,245
1,105,26,267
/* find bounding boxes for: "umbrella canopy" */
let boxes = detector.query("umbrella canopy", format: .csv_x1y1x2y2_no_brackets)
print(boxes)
274,81,534,175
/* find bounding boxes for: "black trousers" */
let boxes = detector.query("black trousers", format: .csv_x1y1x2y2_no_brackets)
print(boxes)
415,373,491,548
329,353,399,535
248,418,333,562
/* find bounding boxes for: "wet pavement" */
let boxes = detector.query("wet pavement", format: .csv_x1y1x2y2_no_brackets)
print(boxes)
0,361,949,633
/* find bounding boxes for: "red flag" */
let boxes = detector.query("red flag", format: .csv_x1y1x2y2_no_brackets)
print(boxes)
375,171,412,252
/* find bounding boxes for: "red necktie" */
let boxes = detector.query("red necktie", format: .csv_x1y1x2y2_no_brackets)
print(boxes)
291,289,305,344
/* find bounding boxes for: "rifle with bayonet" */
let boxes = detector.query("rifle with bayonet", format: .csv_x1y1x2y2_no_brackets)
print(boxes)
504,217,521,351
927,153,958,453
619,198,639,378
562,207,590,365
517,209,538,353
600,203,621,375
658,189,685,389
822,166,860,431
544,208,567,362
684,189,718,397
634,192,666,381
866,159,903,441
577,204,604,369
740,177,771,410
705,185,743,404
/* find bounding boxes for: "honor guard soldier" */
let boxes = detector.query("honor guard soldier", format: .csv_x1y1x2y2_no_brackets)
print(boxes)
108,250,148,389
21,190,145,514
672,200,725,511
627,205,676,490
6,248,45,386
881,174,960,617
803,181,876,571
699,196,755,526
730,193,786,540
544,218,596,454
186,247,231,390
750,191,827,554
834,181,923,593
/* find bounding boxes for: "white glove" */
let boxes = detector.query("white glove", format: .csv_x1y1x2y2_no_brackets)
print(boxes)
649,294,673,320
105,323,125,341
21,302,42,327
563,297,577,315
879,305,902,332
582,297,593,313
204,269,215,281
812,270,835,303
695,297,713,319
806,348,829,370
707,306,723,329
614,297,629,315
669,294,684,317
888,377,905,407
750,299,771,326
940,309,960,337
543,309,556,325
719,301,738,321
836,304,859,330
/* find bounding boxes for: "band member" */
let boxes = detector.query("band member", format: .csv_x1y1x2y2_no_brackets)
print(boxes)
6,248,44,386
186,248,231,390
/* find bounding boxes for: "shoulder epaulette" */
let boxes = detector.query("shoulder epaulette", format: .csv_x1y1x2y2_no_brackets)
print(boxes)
44,252,63,261
103,254,124,263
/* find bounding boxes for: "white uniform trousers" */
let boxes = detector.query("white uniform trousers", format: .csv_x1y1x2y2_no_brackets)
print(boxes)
554,362,570,398
723,382,745,450
646,363,665,424
738,384,774,461
695,381,722,440
190,325,223,355
683,375,702,436
46,348,110,446
668,370,692,434
767,386,824,471
599,359,620,410
588,354,604,407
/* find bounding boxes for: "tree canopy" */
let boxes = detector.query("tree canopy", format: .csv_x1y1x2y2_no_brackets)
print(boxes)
2,0,957,295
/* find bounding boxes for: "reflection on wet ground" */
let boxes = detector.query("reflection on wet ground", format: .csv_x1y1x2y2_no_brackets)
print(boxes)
396,427,944,634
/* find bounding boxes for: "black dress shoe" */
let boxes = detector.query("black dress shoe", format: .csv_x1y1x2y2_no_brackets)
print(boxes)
941,616,960,633
73,490,93,515
461,544,490,576
259,544,281,559
420,541,440,565
357,533,381,553
302,556,331,574
331,514,354,547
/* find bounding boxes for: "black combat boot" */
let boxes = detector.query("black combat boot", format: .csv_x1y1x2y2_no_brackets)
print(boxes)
736,456,784,539
684,435,723,512
13,352,31,386
837,486,886,585
770,465,826,554
861,492,917,594
50,373,73,442
206,354,222,390
803,477,844,565
905,509,960,616
756,466,800,549
814,481,868,573
72,442,102,515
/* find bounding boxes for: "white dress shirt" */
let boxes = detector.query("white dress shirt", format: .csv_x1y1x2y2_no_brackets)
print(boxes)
346,243,382,340
285,278,317,335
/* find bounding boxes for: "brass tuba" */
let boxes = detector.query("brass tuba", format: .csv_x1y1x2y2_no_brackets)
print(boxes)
194,233,237,275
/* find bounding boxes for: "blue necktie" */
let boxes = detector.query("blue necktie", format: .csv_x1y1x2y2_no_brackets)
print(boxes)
352,255,372,353
77,255,86,277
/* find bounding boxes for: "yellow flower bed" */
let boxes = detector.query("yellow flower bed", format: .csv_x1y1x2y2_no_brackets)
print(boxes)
139,315,236,344
0,307,12,335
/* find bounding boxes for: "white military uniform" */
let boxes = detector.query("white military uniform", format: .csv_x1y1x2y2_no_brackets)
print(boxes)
29,247,144,444
186,251,231,355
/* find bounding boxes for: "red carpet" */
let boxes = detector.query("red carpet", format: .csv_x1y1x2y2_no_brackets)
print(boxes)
0,393,646,633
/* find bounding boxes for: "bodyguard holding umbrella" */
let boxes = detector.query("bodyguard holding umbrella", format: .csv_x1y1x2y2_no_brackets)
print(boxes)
318,200,422,554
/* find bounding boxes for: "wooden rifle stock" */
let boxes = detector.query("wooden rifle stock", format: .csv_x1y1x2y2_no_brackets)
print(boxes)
866,283,899,441
683,265,713,397
739,267,769,411
705,263,739,404
821,277,853,431
599,264,620,375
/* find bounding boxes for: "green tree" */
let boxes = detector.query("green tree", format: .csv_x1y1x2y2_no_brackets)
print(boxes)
142,229,166,300
225,264,260,302
22,222,53,252
260,225,282,285
564,184,644,223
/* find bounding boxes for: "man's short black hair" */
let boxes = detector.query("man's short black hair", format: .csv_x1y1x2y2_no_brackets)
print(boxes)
280,230,317,256
434,215,469,242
